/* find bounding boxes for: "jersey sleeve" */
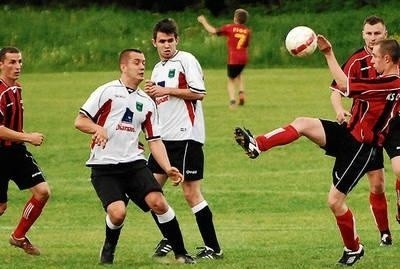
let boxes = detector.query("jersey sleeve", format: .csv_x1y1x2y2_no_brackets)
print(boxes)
79,86,108,121
216,24,229,36
184,54,206,95
142,99,161,141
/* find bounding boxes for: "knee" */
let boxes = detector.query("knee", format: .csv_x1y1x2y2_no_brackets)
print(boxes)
107,202,126,225
368,171,385,193
183,188,203,207
327,196,342,213
32,183,51,202
146,193,168,214
0,203,7,216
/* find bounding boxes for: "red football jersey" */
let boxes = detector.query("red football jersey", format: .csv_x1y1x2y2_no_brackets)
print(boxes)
217,23,251,65
347,75,400,146
0,80,23,147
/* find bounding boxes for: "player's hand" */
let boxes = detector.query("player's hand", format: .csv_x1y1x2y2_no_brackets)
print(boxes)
317,35,332,54
336,109,352,124
145,84,169,98
197,15,206,23
166,167,184,186
92,126,108,148
28,132,44,146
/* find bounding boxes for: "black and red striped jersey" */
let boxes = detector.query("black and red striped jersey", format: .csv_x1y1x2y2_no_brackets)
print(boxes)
347,75,400,146
0,80,23,147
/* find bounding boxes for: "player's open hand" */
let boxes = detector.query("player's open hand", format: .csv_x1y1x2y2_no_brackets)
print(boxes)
92,126,108,148
166,167,184,186
317,35,332,54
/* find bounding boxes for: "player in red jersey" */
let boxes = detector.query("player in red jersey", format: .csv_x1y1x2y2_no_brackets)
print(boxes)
331,15,400,245
198,9,251,108
234,37,400,266
0,47,50,256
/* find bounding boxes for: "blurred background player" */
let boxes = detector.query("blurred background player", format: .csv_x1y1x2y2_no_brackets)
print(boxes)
0,46,50,256
198,9,251,109
330,15,400,244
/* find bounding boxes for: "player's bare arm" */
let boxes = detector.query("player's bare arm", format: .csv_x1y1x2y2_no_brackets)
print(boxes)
0,125,44,146
317,35,347,91
148,139,184,186
197,15,217,34
74,114,108,148
330,91,351,123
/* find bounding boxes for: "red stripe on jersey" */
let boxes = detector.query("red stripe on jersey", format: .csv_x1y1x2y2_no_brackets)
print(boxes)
178,72,195,125
142,111,154,139
0,81,23,147
94,99,112,127
90,99,112,149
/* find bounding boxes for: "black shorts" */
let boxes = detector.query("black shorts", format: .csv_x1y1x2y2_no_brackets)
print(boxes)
147,140,204,181
384,115,400,159
90,160,162,212
227,64,246,79
320,120,382,194
0,144,46,203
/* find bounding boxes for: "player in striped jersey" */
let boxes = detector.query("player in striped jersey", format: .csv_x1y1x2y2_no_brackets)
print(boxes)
145,18,222,260
330,16,398,246
74,49,195,264
235,37,400,266
198,9,251,108
0,46,50,256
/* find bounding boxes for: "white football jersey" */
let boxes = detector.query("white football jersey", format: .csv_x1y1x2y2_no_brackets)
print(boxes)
151,50,206,144
79,80,160,165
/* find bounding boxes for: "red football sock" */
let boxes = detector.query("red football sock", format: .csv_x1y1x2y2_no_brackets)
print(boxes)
255,125,300,152
369,192,389,232
335,209,360,251
13,196,46,238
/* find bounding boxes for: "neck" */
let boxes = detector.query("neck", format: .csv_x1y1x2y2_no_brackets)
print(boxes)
120,77,138,90
0,77,16,86
383,65,400,76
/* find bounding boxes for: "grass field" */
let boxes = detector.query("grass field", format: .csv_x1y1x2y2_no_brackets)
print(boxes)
0,68,399,268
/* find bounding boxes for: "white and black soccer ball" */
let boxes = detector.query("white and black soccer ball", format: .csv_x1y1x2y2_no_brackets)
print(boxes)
285,26,317,57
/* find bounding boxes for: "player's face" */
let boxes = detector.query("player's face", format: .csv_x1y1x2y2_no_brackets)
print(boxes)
152,32,178,60
0,52,22,83
122,52,145,83
362,23,387,52
371,44,386,74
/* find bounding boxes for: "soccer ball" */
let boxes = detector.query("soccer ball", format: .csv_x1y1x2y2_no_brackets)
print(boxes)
285,26,317,57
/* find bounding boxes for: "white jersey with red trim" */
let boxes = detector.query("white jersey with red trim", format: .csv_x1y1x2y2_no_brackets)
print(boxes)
151,50,206,144
79,79,161,165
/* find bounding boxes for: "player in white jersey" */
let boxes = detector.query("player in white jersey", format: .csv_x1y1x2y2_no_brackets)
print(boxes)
74,48,195,265
145,18,223,260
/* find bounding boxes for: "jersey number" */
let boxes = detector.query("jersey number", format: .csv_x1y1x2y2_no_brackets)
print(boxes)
234,33,247,49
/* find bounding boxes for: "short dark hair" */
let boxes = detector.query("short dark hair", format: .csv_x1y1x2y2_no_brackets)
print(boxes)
235,9,249,24
0,46,20,61
119,48,143,64
375,39,400,64
363,15,385,27
152,18,179,40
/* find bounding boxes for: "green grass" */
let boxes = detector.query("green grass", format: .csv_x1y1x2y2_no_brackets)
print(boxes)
0,69,398,268
2,4,400,72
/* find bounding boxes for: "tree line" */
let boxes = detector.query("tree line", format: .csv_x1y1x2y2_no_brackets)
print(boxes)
2,0,385,15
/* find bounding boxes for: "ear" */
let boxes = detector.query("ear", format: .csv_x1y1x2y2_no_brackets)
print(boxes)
176,36,179,45
152,39,157,47
384,54,391,63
